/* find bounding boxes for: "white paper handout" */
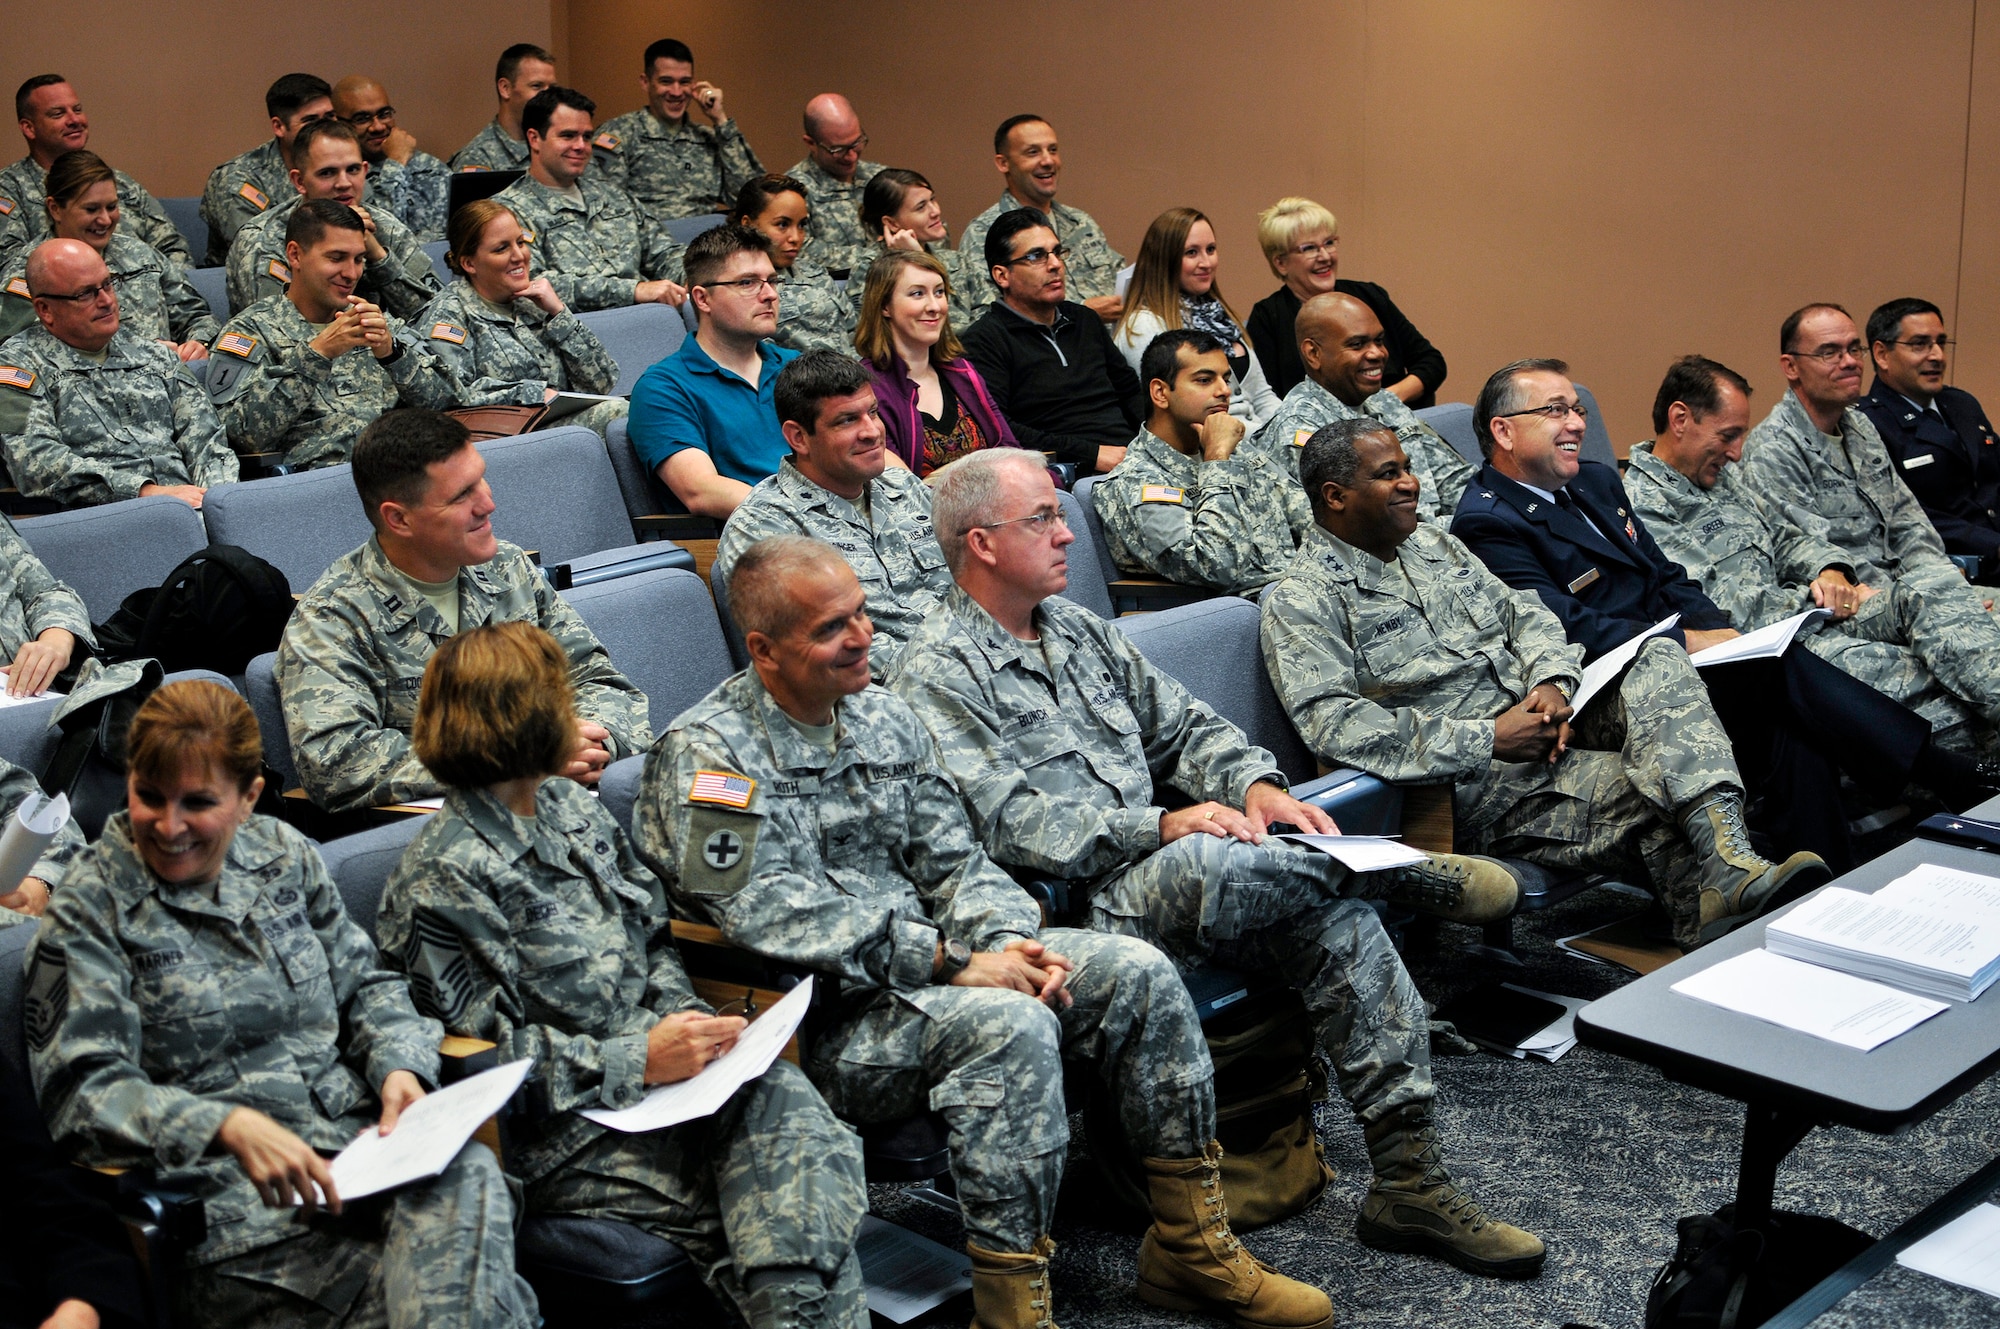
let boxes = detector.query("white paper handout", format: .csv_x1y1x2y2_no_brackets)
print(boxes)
1688,609,1832,667
1114,264,1135,298
1897,1201,2000,1298
858,1215,973,1322
1276,833,1427,872
582,976,814,1133
540,391,625,424
1669,949,1947,1050
327,1058,532,1201
0,790,69,894
1570,615,1680,715
1765,886,2000,1002
0,688,62,709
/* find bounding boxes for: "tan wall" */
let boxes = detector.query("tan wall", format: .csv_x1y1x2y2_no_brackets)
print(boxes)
567,0,1999,451
7,1,556,197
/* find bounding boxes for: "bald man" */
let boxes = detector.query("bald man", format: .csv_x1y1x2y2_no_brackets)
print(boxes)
331,75,450,242
0,240,236,508
781,94,883,279
1254,291,1475,523
0,75,191,267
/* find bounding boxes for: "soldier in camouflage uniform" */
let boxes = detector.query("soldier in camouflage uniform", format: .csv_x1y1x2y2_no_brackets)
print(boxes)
635,536,1331,1328
769,263,853,354
958,116,1123,322
378,621,869,1328
1095,330,1312,595
450,121,531,174
1263,419,1831,949
0,229,218,353
0,243,237,507
449,45,559,174
0,512,92,672
279,411,650,814
781,95,882,278
0,76,192,267
592,41,764,220
1253,292,1474,521
27,679,539,1329
199,74,337,266
332,76,452,242
715,351,949,678
1627,356,2000,749
890,449,1546,1279
209,201,457,470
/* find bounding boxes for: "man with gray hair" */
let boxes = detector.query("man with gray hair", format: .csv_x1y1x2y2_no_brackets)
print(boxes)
637,533,1331,1329
890,447,1549,1280
1264,417,1828,950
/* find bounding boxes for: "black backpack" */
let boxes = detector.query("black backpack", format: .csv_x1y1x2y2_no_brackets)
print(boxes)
1646,1205,1872,1328
94,544,294,675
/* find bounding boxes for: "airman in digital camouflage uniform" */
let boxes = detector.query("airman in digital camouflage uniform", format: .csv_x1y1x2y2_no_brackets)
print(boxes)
1095,330,1311,595
379,623,867,1329
278,410,649,814
1627,356,2000,751
449,45,557,173
1253,292,1474,520
716,352,947,678
0,228,218,350
957,115,1123,322
781,95,883,278
592,40,764,221
0,76,192,267
332,76,451,242
28,679,539,1329
769,262,853,353
0,513,91,685
224,120,439,318
199,74,336,266
209,201,456,471
0,241,236,508
635,535,1332,1329
495,88,687,314
1262,418,1831,952
889,448,1547,1280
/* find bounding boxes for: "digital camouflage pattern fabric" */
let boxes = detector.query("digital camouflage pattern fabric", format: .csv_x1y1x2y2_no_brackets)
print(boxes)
416,279,619,404
957,193,1123,322
370,150,452,242
592,111,764,220
1253,375,1476,522
199,139,294,266
769,262,854,354
782,157,884,279
1094,427,1311,594
448,120,530,174
0,231,217,347
225,195,439,317
495,174,686,313
0,156,193,268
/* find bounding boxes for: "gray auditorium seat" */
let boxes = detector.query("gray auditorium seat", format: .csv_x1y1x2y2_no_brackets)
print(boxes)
243,652,296,792
421,240,452,284
1416,402,1479,465
1053,488,1115,619
0,694,65,778
478,428,691,582
203,464,373,593
187,266,228,322
1071,474,1217,614
602,417,720,541
160,196,208,262
663,214,724,246
318,814,424,939
561,567,733,734
1575,382,1619,468
576,304,686,394
17,495,208,623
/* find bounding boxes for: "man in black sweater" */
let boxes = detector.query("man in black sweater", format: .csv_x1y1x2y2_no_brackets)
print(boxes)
960,208,1140,474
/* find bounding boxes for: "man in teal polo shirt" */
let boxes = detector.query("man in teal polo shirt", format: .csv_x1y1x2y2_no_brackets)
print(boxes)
629,224,798,519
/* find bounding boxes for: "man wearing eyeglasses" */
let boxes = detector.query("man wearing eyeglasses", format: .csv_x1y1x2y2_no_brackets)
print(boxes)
1854,298,2000,578
781,94,882,280
1453,358,1999,876
0,239,236,509
959,115,1124,324
1253,291,1475,521
629,225,797,518
0,75,191,268
331,75,450,243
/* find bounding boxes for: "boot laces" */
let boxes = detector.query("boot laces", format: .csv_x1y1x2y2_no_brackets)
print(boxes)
1712,801,1759,863
1407,1127,1488,1231
1027,1262,1053,1328
1200,1167,1246,1260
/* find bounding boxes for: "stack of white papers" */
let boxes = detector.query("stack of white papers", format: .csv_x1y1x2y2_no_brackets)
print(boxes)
1897,1202,2000,1298
1687,608,1832,666
581,977,813,1132
1275,833,1426,872
1497,985,1586,1062
1571,615,1680,714
1670,949,1948,1050
1765,883,2000,1002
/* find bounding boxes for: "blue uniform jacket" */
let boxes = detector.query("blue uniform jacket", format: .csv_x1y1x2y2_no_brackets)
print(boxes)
1857,380,2000,562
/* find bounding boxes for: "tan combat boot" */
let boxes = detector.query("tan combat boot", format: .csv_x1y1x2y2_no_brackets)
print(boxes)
968,1236,1057,1329
1357,1104,1545,1278
1136,1142,1334,1329
1680,793,1830,943
1380,853,1521,924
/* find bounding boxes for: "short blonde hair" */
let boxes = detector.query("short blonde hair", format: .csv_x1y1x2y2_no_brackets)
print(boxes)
413,622,575,787
1256,197,1339,274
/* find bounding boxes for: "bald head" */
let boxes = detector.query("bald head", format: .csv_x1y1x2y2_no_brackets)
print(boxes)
27,238,118,350
802,93,864,181
330,75,398,160
332,74,385,105
1297,291,1390,407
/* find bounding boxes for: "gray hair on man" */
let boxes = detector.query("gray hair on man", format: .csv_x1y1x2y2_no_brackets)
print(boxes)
929,448,1048,576
727,534,849,640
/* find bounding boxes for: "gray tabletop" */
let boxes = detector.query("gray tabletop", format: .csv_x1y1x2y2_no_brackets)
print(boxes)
1577,802,2000,1133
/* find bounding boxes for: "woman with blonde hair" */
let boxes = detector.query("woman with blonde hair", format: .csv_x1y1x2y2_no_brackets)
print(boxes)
1112,206,1281,428
853,249,1017,476
27,678,539,1328
1247,195,1445,404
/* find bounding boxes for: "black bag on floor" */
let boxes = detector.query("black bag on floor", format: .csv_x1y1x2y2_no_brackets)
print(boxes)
94,544,293,675
1646,1204,1872,1328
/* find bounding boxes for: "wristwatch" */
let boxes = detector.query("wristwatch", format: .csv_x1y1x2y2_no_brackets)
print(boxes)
937,937,972,981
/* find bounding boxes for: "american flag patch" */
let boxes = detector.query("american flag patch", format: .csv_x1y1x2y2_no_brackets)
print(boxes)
238,182,269,209
593,130,620,151
216,332,258,358
4,277,26,298
0,366,33,391
266,259,290,283
0,197,13,216
430,322,467,344
689,770,755,808
1139,485,1184,504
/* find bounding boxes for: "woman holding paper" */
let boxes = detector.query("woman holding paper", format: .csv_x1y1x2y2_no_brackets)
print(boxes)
25,680,540,1329
378,622,871,1329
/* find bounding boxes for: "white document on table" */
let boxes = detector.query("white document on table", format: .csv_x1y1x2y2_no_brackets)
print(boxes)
581,977,813,1133
1876,863,2000,922
858,1214,973,1322
1276,833,1426,872
1570,615,1680,715
1765,887,2000,1001
327,1058,532,1201
1669,949,1947,1051
1688,609,1832,667
0,688,61,709
1897,1201,2000,1298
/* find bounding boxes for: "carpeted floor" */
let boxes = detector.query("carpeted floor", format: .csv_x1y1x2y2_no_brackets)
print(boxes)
868,884,2000,1328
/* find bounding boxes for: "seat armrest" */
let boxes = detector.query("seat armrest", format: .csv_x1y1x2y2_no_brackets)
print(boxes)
1952,553,1982,580
1292,768,1405,837
553,541,695,589
440,1035,499,1084
1108,577,1218,616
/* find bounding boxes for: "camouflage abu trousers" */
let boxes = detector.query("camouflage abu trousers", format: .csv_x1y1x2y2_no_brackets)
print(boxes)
1807,576,2000,743
175,1143,538,1329
806,927,1213,1253
526,1058,869,1329
1085,833,1433,1125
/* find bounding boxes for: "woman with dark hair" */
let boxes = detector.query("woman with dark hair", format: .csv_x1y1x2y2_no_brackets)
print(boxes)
378,622,870,1329
0,150,217,355
1113,206,1280,428
852,250,1017,476
856,168,975,333
729,174,853,352
26,678,539,1329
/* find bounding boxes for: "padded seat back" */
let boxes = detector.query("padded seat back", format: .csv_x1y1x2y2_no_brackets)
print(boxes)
317,815,426,941
1416,403,1480,465
0,695,64,777
188,265,228,321
576,305,686,394
202,464,373,593
1068,476,1124,591
561,568,734,734
1574,382,1618,468
1114,596,1316,783
1053,489,1114,619
603,416,690,525
663,215,725,247
244,652,296,791
421,241,452,284
160,196,209,261
479,428,637,564
17,495,209,623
